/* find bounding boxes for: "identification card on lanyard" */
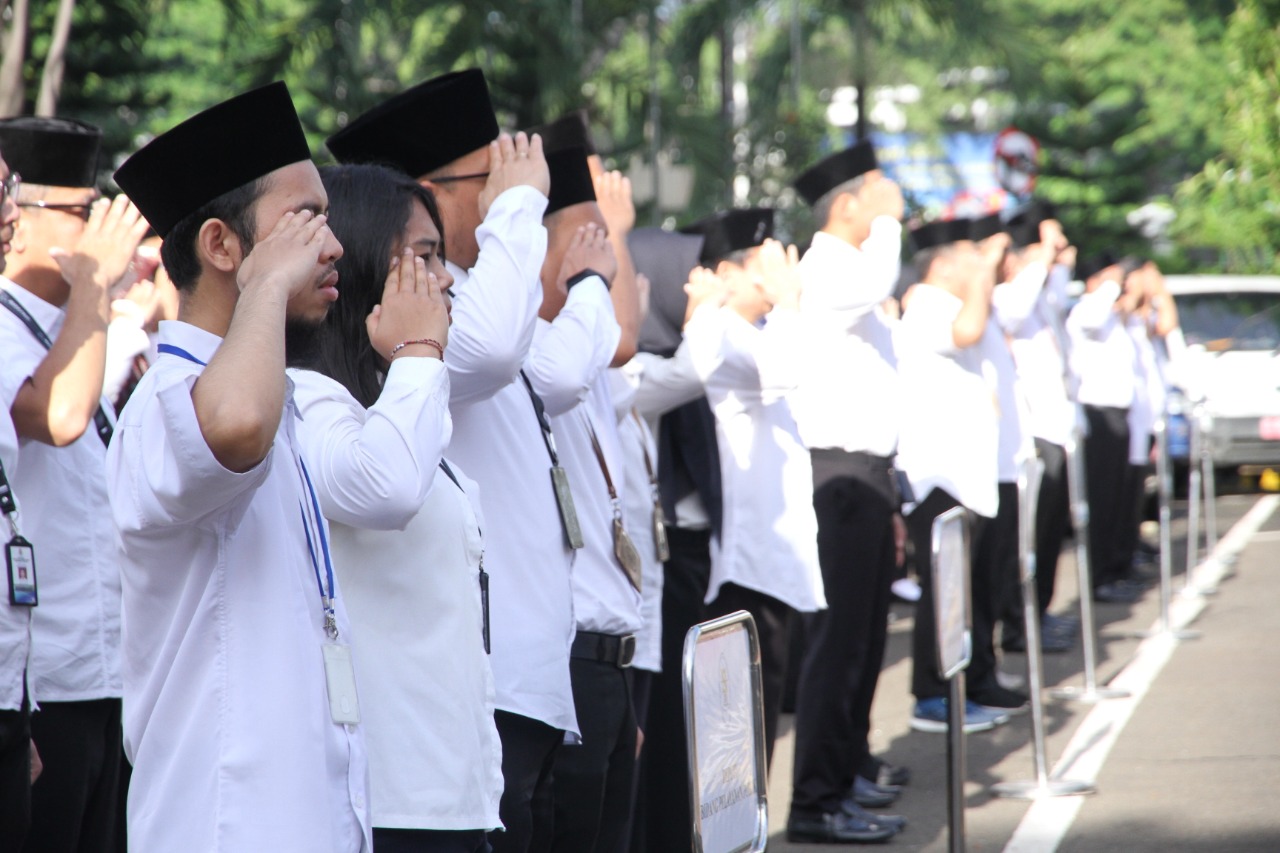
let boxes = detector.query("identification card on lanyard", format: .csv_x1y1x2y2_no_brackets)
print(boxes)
587,420,643,592
297,456,361,726
0,458,35,606
520,371,584,549
631,408,671,563
439,459,491,655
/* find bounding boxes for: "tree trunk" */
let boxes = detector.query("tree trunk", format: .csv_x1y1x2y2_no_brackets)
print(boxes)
854,0,869,139
36,0,76,116
0,0,30,117
720,15,733,205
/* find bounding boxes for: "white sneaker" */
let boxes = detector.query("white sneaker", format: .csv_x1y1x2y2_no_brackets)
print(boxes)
892,578,921,603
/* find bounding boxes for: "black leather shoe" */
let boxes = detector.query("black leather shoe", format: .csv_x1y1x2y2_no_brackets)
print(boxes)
851,774,898,807
840,797,907,831
1094,581,1143,604
1003,631,1072,653
787,811,898,844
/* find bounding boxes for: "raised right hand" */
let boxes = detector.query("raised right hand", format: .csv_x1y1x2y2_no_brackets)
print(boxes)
683,266,729,325
557,222,617,288
367,247,451,361
236,210,331,299
49,194,149,291
478,132,551,219
861,174,905,223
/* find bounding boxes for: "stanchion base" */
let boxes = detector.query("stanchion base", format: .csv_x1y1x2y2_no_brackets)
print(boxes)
1118,627,1201,641
1047,685,1131,702
1180,585,1219,598
991,778,1096,800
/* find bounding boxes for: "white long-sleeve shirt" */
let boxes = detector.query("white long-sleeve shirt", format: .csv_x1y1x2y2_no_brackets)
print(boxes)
685,304,825,612
991,263,1077,447
895,284,1000,518
0,279,121,705
791,221,903,456
290,361,503,832
0,388,28,713
107,321,370,853
1067,280,1136,409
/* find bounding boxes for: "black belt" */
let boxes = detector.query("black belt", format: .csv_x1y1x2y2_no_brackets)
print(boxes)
571,631,636,668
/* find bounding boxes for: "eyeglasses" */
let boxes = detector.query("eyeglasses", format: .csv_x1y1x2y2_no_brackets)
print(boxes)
0,172,18,207
430,171,490,185
17,199,95,221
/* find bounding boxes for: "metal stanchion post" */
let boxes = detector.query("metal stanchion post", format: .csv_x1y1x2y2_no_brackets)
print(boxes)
1125,418,1199,640
931,507,972,853
993,459,1095,800
1182,401,1205,595
1185,405,1223,595
1050,411,1130,702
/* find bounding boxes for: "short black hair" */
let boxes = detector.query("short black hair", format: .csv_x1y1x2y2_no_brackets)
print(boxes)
289,164,444,408
159,176,269,290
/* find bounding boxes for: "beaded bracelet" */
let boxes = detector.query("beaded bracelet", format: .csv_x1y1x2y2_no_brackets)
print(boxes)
389,338,445,360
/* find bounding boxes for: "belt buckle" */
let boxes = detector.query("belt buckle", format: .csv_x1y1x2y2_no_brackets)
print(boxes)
617,634,636,668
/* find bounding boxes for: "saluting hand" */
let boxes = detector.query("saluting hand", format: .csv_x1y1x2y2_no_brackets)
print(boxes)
237,209,334,299
755,239,802,311
683,266,729,326
367,247,451,362
50,194,149,292
594,170,636,237
862,173,905,223
478,132,551,219
558,222,618,289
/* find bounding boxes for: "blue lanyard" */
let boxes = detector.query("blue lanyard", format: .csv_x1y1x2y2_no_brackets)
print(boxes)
156,343,207,366
297,457,338,639
159,339,338,639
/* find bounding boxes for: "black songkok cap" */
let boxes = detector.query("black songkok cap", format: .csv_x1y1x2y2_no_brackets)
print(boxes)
967,213,1004,242
545,146,596,216
909,218,971,253
528,111,596,156
114,82,311,238
793,139,878,207
1075,251,1120,282
1004,199,1058,249
325,69,499,177
0,117,102,187
681,208,774,265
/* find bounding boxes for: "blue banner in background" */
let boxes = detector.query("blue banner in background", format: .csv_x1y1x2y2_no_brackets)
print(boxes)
852,131,1007,218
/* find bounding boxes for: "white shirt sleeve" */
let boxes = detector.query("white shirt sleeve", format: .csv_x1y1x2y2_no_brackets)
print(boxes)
901,286,962,357
991,261,1048,334
629,345,705,420
103,316,150,405
111,367,272,530
523,276,622,417
800,219,902,318
683,304,732,385
290,358,452,531
444,186,549,408
1068,280,1122,336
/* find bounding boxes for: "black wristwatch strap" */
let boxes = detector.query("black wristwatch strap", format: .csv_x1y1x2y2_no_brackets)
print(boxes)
566,268,609,292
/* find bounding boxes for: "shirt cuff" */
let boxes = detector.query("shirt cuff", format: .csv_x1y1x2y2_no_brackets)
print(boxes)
488,184,550,221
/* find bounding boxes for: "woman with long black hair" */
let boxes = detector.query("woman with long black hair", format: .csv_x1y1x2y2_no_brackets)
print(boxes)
288,163,501,853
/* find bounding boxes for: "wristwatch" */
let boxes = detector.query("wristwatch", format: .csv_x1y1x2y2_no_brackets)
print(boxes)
566,268,610,292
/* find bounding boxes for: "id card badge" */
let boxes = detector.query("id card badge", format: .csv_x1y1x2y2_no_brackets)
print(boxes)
613,518,644,592
550,465,585,550
652,502,671,563
6,535,37,607
321,642,361,725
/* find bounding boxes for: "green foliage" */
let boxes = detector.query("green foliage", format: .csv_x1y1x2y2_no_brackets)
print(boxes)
1172,0,1280,272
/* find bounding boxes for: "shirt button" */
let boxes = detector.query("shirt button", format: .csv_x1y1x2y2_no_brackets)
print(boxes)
353,794,365,810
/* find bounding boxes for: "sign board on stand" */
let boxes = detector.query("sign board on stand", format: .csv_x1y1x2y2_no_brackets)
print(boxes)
683,611,769,853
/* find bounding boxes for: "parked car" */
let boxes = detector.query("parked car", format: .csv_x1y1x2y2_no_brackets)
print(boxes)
1164,275,1280,469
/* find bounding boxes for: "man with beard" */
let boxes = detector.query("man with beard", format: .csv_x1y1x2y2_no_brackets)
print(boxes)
108,82,369,851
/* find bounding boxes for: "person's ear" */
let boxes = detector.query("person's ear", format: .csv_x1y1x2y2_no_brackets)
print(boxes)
197,218,245,274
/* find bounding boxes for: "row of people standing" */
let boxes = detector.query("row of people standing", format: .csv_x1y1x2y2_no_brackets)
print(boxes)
0,66,1180,853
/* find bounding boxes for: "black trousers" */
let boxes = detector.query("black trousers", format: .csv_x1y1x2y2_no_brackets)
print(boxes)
491,710,562,853
634,527,710,853
0,692,31,851
374,828,493,853
23,698,123,853
1118,459,1150,576
1084,405,1132,588
985,483,1020,673
549,659,636,853
707,582,794,768
909,488,1003,700
1034,439,1070,614
790,451,897,816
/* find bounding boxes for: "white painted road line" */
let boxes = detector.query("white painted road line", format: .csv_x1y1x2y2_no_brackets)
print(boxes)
1002,495,1280,853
